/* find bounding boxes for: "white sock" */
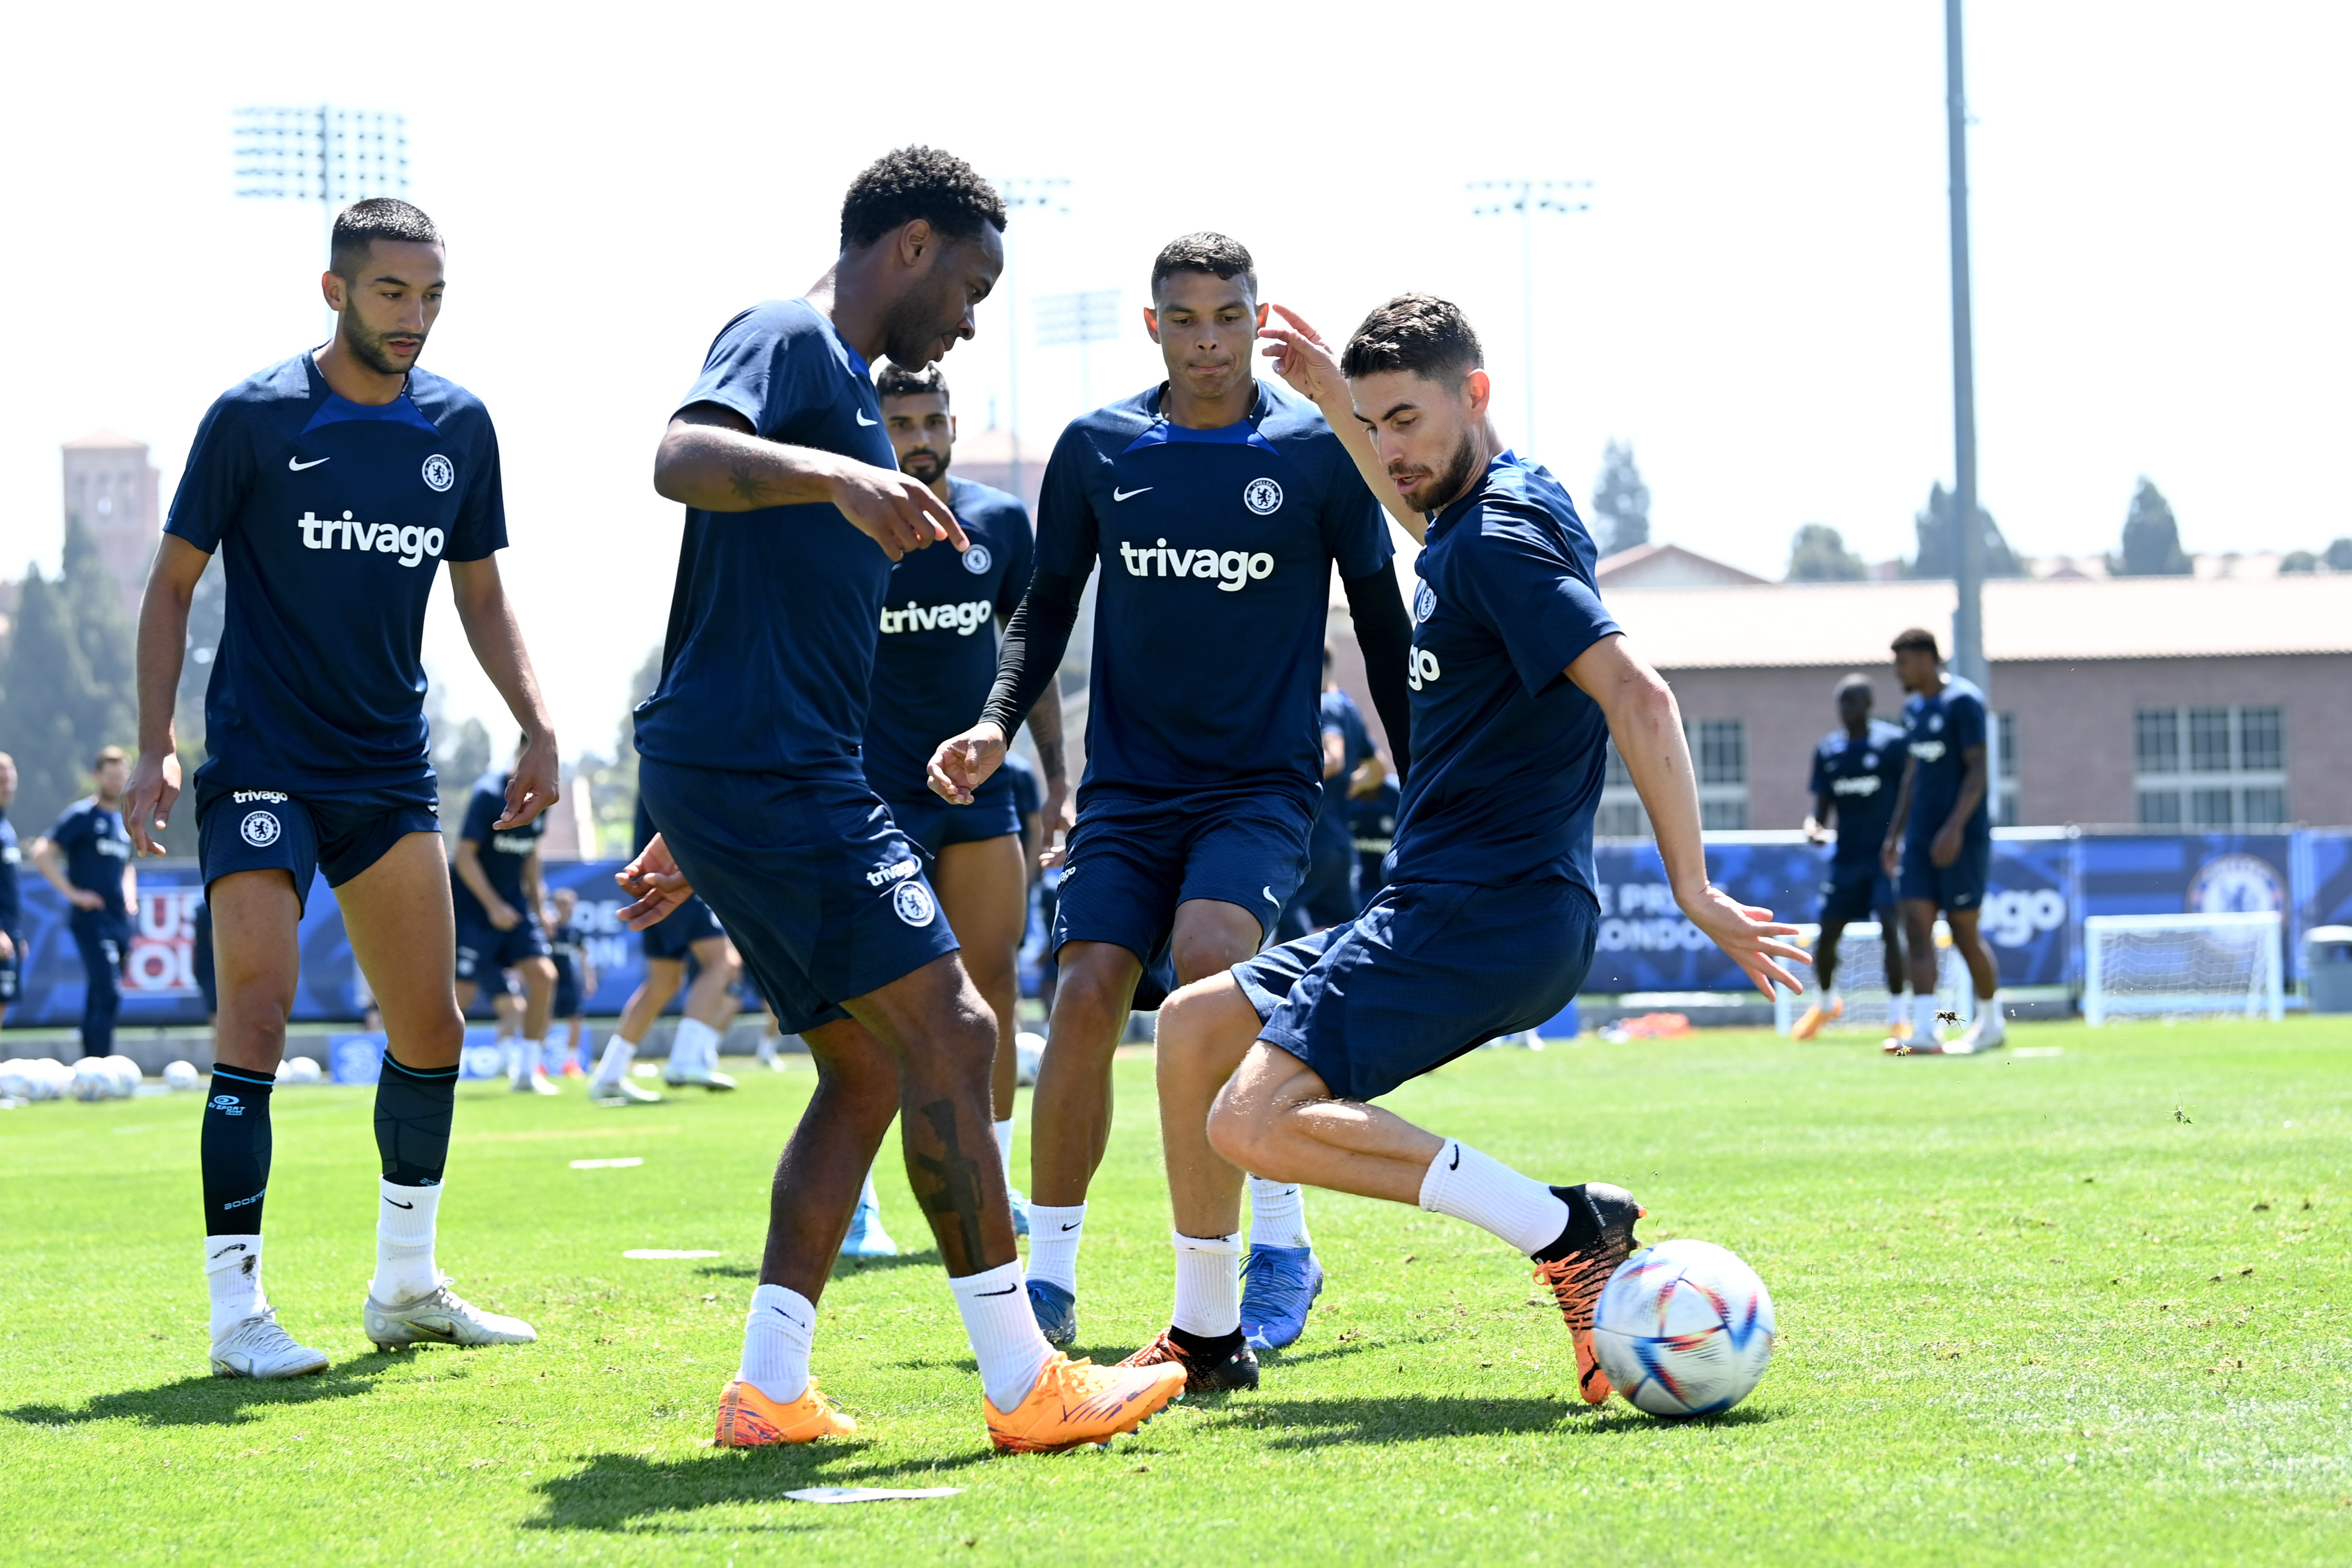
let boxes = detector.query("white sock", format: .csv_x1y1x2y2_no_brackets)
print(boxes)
1026,1202,1085,1293
594,1036,637,1083
544,1037,567,1073
1913,992,1943,1043
949,1260,1055,1412
370,1180,443,1304
755,1034,777,1063
503,1038,526,1082
738,1282,817,1404
1820,983,1839,1004
675,1018,718,1075
1170,1230,1241,1337
1247,1176,1312,1250
1976,993,2006,1040
1417,1139,1571,1256
520,1038,545,1078
205,1234,268,1339
858,1168,882,1213
994,1118,1016,1186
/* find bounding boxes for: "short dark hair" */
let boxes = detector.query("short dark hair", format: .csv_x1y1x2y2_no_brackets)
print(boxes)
330,198,441,278
94,745,128,767
840,147,1005,251
1890,626,1941,657
1340,293,1484,382
1150,232,1257,297
875,360,949,403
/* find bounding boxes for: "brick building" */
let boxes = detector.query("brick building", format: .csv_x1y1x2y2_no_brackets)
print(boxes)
62,430,161,622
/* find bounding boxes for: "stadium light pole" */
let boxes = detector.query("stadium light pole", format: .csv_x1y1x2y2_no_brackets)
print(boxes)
995,177,1072,503
1467,179,1590,458
233,106,410,335
1036,290,1122,413
1944,3,1988,703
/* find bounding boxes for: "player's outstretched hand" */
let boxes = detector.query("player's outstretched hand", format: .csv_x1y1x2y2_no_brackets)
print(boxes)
1258,305,1348,412
1037,777,1073,871
495,731,561,830
617,833,694,930
1680,882,1810,999
831,460,969,562
927,722,1006,805
123,749,182,857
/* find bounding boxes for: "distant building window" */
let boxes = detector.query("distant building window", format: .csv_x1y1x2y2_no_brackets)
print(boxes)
1596,723,1748,834
2134,705,2286,828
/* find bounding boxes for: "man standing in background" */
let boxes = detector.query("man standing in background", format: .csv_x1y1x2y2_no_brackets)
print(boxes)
30,747,136,1058
1792,674,1908,1040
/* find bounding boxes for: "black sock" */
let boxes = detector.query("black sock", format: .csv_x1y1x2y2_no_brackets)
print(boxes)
374,1052,458,1187
202,1065,275,1233
1169,1324,1247,1360
1533,1184,1603,1263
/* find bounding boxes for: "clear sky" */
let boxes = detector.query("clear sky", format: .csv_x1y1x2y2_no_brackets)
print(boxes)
4,1,2344,759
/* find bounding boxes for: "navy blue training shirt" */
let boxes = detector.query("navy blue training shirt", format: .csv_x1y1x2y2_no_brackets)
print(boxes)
635,300,903,778
0,808,20,934
549,923,583,987
1386,452,1619,893
452,770,542,922
1810,718,1908,864
48,798,134,906
1902,676,1991,842
1310,687,1373,856
166,354,507,803
1034,380,1392,798
862,475,1034,802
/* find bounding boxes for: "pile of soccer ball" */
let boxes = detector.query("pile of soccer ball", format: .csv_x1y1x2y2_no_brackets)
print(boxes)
0,1056,217,1105
1592,1239,1778,1417
277,1055,324,1085
0,1057,78,1104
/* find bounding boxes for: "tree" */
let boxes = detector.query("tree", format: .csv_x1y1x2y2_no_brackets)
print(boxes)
2280,550,2318,574
2113,478,2191,576
173,555,227,776
574,646,664,856
1590,440,1650,557
1904,482,2022,579
0,519,139,830
2328,538,2352,572
1785,523,1867,582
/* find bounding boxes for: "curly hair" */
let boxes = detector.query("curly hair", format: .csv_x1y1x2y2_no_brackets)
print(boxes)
1339,293,1484,382
840,147,1006,251
1149,231,1256,295
875,359,949,403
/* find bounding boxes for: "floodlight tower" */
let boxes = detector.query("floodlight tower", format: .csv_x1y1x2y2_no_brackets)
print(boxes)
232,106,410,333
1467,179,1590,458
995,177,1072,502
1944,1,1989,703
1036,290,1122,414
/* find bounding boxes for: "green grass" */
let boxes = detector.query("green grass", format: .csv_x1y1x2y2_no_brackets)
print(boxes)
4,1019,2350,1566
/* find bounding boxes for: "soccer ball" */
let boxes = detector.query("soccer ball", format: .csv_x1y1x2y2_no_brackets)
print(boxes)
71,1057,116,1102
1015,1031,1045,1087
32,1059,72,1100
0,1061,31,1102
103,1055,144,1094
283,1055,324,1085
163,1060,201,1092
1592,1239,1777,1417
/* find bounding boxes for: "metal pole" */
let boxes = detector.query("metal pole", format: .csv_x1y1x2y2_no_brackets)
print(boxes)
1520,184,1536,456
1946,0,1986,700
1006,239,1024,504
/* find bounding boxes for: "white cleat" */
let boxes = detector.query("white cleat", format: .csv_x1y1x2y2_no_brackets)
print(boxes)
1944,1017,2007,1056
664,1065,737,1092
514,1068,561,1096
365,1278,538,1350
590,1075,663,1106
210,1310,330,1380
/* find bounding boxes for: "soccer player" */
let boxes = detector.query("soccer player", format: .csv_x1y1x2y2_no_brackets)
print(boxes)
587,797,743,1104
0,752,21,1030
451,735,560,1094
623,147,1184,1451
1279,649,1375,939
29,747,136,1059
1881,628,2006,1054
544,885,594,1077
1791,674,1908,1040
1123,295,1804,1398
928,233,1413,1356
122,198,551,1378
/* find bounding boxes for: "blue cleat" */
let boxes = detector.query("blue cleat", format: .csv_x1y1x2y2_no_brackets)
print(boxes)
1239,1244,1324,1350
839,1202,898,1259
1027,1279,1077,1347
1010,1188,1031,1238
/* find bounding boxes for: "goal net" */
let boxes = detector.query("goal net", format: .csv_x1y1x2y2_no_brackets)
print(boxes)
2082,912,2284,1026
1774,921,1973,1036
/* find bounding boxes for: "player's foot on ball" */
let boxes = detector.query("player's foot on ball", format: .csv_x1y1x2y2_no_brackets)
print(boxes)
1027,1279,1078,1348
986,1352,1186,1453
364,1278,538,1350
210,1309,329,1380
1239,1244,1324,1350
713,1378,856,1446
1530,1182,1645,1405
839,1203,898,1259
590,1074,664,1105
1118,1328,1259,1393
1791,996,1842,1040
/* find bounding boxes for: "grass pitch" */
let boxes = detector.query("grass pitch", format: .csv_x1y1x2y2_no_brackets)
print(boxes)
3,1019,2349,1566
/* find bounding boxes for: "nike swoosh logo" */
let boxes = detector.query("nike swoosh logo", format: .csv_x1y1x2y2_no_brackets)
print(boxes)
1112,486,1152,501
1448,1143,1461,1171
288,455,330,471
976,1285,1019,1297
1061,1222,1082,1232
769,1307,809,1328
384,1197,415,1209
855,411,878,426
209,1242,249,1260
1263,886,1279,904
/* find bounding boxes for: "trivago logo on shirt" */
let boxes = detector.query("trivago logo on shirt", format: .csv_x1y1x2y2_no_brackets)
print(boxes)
1831,774,1883,798
1116,539,1275,591
1909,739,1948,764
297,510,447,568
489,832,539,856
879,599,995,636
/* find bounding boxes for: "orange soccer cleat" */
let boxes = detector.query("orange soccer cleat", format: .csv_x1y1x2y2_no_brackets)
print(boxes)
1791,996,1842,1040
713,1378,858,1446
986,1352,1186,1453
1531,1183,1647,1405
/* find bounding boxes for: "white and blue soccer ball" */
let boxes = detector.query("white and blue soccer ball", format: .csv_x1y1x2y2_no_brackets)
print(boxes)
163,1060,201,1092
71,1057,116,1102
283,1055,324,1086
103,1055,144,1095
1592,1238,1777,1417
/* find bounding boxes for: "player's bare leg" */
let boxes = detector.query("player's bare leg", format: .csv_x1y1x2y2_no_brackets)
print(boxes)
666,934,742,1090
590,955,681,1104
1941,906,2006,1053
936,833,1029,1222
1895,897,1945,1052
1794,914,1849,1039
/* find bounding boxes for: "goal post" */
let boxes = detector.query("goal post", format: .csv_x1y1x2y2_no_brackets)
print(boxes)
2081,912,2285,1027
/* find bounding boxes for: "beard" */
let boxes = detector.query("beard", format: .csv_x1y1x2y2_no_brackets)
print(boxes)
1399,430,1482,515
338,310,424,377
901,446,949,482
879,274,961,369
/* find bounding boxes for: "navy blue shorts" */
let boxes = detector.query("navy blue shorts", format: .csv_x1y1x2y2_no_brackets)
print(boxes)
1053,784,1315,969
639,758,961,1036
1899,832,1991,912
641,893,726,962
1818,859,1898,926
196,784,439,914
553,969,583,1018
1236,877,1599,1103
882,777,1022,860
455,914,551,984
0,935,20,1004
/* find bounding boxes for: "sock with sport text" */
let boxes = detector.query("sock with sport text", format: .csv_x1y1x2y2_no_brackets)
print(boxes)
1913,992,1944,1044
1418,1138,1573,1257
950,1260,1056,1412
202,1064,275,1238
674,1018,719,1077
1025,1203,1084,1293
994,1118,1016,1186
205,1234,269,1340
738,1282,818,1405
1169,1230,1242,1350
371,1052,457,1303
1247,1176,1312,1250
594,1035,638,1085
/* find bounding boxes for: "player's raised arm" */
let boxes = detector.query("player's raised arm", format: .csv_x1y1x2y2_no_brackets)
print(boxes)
1260,304,1424,542
1568,634,1808,998
655,403,964,561
123,536,212,855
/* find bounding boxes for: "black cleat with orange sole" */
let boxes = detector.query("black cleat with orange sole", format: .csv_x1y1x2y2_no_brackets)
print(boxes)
1117,1328,1260,1394
1529,1182,1646,1405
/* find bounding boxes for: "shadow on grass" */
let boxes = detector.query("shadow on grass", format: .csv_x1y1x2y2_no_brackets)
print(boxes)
5,1367,383,1429
524,1445,994,1533
1196,1392,1771,1447
689,1250,943,1285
